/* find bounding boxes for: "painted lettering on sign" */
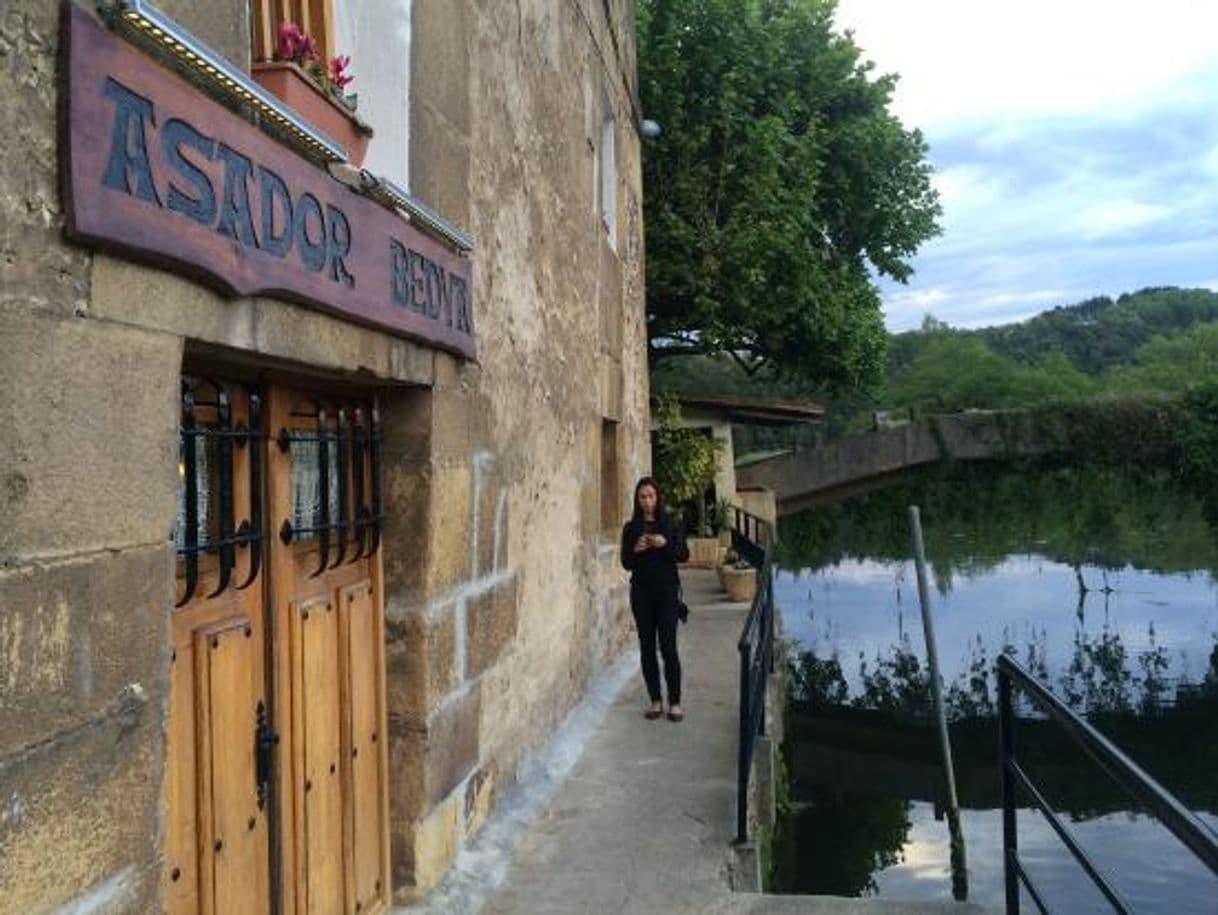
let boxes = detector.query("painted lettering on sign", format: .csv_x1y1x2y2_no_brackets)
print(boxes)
65,6,475,357
102,78,357,286
388,240,472,333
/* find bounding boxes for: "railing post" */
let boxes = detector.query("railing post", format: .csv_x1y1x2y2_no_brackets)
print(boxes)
999,663,1020,915
737,640,752,845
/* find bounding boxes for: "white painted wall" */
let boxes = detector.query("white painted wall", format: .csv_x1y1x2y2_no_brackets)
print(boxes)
333,0,411,188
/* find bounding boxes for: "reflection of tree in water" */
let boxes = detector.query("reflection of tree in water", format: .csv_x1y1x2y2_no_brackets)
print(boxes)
776,463,1218,586
790,624,1214,721
770,783,911,897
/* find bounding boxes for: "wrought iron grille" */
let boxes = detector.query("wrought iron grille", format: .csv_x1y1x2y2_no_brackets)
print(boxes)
175,378,264,607
277,400,384,577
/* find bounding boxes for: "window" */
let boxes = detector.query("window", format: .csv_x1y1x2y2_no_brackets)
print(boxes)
601,419,620,534
250,0,335,63
599,97,617,250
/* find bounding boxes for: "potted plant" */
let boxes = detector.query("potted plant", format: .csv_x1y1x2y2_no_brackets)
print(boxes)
251,22,373,164
720,553,757,603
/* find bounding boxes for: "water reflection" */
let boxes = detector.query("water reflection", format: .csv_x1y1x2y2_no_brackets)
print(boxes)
770,464,1218,906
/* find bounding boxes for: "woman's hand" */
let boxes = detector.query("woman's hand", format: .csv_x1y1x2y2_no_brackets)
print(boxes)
649,534,667,548
633,536,650,553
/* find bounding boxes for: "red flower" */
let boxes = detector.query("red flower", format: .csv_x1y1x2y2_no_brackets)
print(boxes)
328,54,353,91
276,21,304,61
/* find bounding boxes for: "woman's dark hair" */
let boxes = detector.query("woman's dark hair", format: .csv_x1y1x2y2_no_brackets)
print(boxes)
631,476,664,522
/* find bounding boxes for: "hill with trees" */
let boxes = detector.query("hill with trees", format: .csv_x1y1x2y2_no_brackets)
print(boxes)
651,285,1218,444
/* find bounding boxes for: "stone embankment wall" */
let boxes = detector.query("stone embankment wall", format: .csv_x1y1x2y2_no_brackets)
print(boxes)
737,409,1139,514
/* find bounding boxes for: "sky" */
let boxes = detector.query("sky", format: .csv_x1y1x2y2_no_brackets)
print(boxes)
833,0,1218,332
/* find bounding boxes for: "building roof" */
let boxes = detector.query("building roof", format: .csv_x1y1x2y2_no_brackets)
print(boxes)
660,393,825,425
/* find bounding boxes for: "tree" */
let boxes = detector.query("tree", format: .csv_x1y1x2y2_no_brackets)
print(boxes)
638,0,941,392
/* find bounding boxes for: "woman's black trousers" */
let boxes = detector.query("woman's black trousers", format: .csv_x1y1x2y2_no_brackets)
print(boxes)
630,586,681,705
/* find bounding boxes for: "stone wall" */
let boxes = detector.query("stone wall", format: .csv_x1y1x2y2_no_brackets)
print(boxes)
0,0,647,909
390,0,648,896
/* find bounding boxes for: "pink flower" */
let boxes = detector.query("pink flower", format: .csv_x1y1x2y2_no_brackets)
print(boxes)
299,34,318,62
276,21,304,61
328,54,353,91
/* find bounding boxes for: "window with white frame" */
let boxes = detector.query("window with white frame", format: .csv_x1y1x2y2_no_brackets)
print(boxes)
599,95,617,250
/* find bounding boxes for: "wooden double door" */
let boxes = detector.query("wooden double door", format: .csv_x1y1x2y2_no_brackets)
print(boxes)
166,379,390,915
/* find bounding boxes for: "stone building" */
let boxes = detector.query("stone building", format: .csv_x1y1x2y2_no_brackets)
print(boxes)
0,0,648,911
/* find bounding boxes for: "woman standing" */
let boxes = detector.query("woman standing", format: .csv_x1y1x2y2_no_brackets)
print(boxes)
620,477,690,721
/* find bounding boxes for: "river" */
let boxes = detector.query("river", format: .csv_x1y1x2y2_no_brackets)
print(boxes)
769,463,1218,911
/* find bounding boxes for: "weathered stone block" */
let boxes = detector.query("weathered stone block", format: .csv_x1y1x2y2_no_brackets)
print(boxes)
0,309,181,562
0,687,163,914
0,2,92,322
0,544,171,755
384,607,456,735
431,387,473,459
472,456,502,578
425,460,472,594
382,458,432,605
403,782,463,897
386,723,426,828
465,574,519,678
88,257,434,386
427,605,458,700
424,683,480,809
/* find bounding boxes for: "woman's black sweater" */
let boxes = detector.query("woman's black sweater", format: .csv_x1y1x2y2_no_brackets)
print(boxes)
620,514,690,594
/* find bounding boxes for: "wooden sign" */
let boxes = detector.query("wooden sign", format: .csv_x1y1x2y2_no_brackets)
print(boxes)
62,5,475,359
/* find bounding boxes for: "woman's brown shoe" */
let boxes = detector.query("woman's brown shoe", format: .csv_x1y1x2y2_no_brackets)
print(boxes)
644,703,664,720
667,705,684,722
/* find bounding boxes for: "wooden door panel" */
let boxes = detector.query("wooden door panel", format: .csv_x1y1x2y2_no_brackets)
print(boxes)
197,617,271,914
165,624,200,913
292,595,346,914
267,384,390,915
168,378,271,915
342,580,387,912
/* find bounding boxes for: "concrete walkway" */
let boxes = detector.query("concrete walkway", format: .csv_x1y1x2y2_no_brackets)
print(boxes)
408,569,996,915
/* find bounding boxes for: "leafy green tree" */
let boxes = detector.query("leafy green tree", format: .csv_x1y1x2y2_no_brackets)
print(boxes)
638,0,941,391
1107,322,1218,395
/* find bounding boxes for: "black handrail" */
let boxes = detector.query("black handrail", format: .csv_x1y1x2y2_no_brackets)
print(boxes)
732,506,776,845
997,653,1218,913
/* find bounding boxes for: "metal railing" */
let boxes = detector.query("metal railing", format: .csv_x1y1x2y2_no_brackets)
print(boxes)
733,507,776,845
997,654,1218,913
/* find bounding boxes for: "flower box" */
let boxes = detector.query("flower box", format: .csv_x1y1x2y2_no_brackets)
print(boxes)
251,61,372,165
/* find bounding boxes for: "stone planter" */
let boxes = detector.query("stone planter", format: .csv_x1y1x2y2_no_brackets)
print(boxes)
721,565,757,603
718,529,733,547
685,537,721,569
252,62,373,165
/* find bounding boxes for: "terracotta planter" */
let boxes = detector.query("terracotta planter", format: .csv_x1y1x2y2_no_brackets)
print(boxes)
721,566,757,603
685,537,721,569
251,61,373,165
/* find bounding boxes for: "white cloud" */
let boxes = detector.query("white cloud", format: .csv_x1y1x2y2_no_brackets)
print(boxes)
1073,201,1174,238
835,0,1218,131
